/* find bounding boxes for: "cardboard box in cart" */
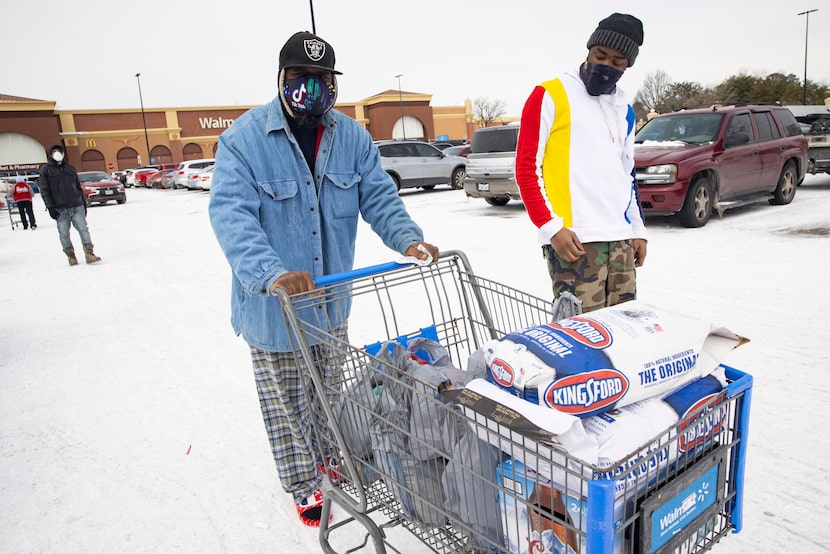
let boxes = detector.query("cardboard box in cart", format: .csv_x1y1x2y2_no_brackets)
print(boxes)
498,458,625,554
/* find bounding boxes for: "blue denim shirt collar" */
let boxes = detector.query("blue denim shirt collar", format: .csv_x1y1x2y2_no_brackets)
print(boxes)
209,97,425,352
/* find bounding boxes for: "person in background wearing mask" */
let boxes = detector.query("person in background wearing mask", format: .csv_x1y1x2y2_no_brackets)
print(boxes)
208,31,439,527
38,144,101,265
515,13,647,313
11,175,37,230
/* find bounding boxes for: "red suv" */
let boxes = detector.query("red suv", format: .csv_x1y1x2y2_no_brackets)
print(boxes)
635,104,808,227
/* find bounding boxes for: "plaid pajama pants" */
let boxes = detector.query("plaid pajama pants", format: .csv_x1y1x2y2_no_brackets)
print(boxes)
249,324,347,502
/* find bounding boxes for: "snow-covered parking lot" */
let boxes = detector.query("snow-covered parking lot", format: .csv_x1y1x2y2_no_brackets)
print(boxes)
2,173,829,553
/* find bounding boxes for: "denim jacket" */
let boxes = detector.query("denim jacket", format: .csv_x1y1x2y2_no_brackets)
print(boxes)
209,97,424,352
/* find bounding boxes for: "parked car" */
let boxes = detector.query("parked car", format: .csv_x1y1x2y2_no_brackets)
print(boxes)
186,165,215,190
429,142,455,150
635,103,808,227
463,123,521,206
375,140,466,191
77,171,127,206
132,164,176,187
122,169,137,188
794,112,830,175
172,159,215,189
195,165,215,191
131,167,156,187
161,170,177,189
146,169,175,189
443,144,470,158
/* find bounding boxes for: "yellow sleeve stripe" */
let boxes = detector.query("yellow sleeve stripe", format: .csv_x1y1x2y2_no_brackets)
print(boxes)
541,78,572,228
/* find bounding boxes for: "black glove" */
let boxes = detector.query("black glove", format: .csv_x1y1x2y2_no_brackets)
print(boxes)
48,207,59,220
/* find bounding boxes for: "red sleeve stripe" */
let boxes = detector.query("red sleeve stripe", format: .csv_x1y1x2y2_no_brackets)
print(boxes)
516,86,555,229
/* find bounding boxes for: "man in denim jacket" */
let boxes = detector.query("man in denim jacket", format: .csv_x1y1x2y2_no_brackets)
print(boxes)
208,31,438,527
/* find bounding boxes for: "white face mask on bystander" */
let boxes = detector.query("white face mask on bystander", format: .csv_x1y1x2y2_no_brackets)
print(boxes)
52,151,64,163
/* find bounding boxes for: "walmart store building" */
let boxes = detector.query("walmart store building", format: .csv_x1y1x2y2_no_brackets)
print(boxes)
0,91,478,176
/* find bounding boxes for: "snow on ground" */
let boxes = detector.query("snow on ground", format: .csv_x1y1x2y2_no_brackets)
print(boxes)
1,174,829,553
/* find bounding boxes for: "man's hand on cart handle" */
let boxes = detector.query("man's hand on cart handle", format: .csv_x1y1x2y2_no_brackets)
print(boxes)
405,242,439,264
269,271,316,296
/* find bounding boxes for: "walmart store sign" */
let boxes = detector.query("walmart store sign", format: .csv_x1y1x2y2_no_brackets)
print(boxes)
198,117,235,130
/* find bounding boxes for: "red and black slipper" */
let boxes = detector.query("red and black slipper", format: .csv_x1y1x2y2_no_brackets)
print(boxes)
296,489,329,527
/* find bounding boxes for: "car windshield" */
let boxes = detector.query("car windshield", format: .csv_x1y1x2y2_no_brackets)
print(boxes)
79,172,112,182
636,113,724,144
470,127,519,153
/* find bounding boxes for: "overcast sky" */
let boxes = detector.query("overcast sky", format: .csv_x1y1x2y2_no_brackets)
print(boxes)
3,0,828,117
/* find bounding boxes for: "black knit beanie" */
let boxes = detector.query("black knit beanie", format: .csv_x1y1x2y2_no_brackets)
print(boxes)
586,13,644,67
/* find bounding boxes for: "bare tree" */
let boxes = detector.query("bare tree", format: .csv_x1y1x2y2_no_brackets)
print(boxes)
472,97,507,127
635,70,672,112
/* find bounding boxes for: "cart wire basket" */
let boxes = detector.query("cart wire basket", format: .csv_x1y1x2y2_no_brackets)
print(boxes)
6,198,22,230
276,250,752,554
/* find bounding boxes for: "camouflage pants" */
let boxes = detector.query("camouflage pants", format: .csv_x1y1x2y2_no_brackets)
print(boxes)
542,240,637,313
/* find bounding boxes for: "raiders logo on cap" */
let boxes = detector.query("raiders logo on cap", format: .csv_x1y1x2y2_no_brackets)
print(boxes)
304,39,325,62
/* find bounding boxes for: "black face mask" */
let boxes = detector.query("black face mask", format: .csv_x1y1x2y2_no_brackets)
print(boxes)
280,73,337,128
580,62,624,96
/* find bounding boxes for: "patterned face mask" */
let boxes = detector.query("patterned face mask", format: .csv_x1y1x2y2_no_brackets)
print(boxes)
580,62,623,96
281,74,337,117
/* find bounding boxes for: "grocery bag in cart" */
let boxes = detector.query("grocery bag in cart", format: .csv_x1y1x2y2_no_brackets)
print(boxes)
275,251,753,554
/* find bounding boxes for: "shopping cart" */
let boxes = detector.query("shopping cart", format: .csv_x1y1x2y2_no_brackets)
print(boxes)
276,251,752,554
6,197,22,230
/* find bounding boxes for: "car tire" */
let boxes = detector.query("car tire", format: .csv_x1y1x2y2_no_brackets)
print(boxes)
679,176,713,228
770,162,797,205
388,173,401,191
450,167,466,190
116,199,126,204
485,196,510,206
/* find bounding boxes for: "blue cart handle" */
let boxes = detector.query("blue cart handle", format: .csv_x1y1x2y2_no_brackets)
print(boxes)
313,261,411,287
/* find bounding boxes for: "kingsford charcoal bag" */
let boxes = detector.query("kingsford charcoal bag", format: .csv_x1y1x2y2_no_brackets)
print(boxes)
484,301,747,418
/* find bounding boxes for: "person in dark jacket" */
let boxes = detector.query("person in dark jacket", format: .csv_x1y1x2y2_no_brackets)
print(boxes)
38,144,101,265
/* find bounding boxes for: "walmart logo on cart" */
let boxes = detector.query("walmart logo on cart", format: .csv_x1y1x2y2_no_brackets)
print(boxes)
660,488,706,532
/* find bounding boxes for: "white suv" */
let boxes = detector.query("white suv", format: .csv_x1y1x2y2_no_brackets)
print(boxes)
375,140,466,191
171,159,215,189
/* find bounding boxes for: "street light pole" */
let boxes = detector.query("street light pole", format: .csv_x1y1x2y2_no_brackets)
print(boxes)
308,0,316,34
395,74,406,140
798,9,818,105
135,73,151,166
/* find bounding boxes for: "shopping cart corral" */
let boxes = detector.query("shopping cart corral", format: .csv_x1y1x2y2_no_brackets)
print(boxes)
276,251,753,554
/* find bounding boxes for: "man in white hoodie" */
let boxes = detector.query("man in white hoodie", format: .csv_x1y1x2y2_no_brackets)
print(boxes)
515,13,647,313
